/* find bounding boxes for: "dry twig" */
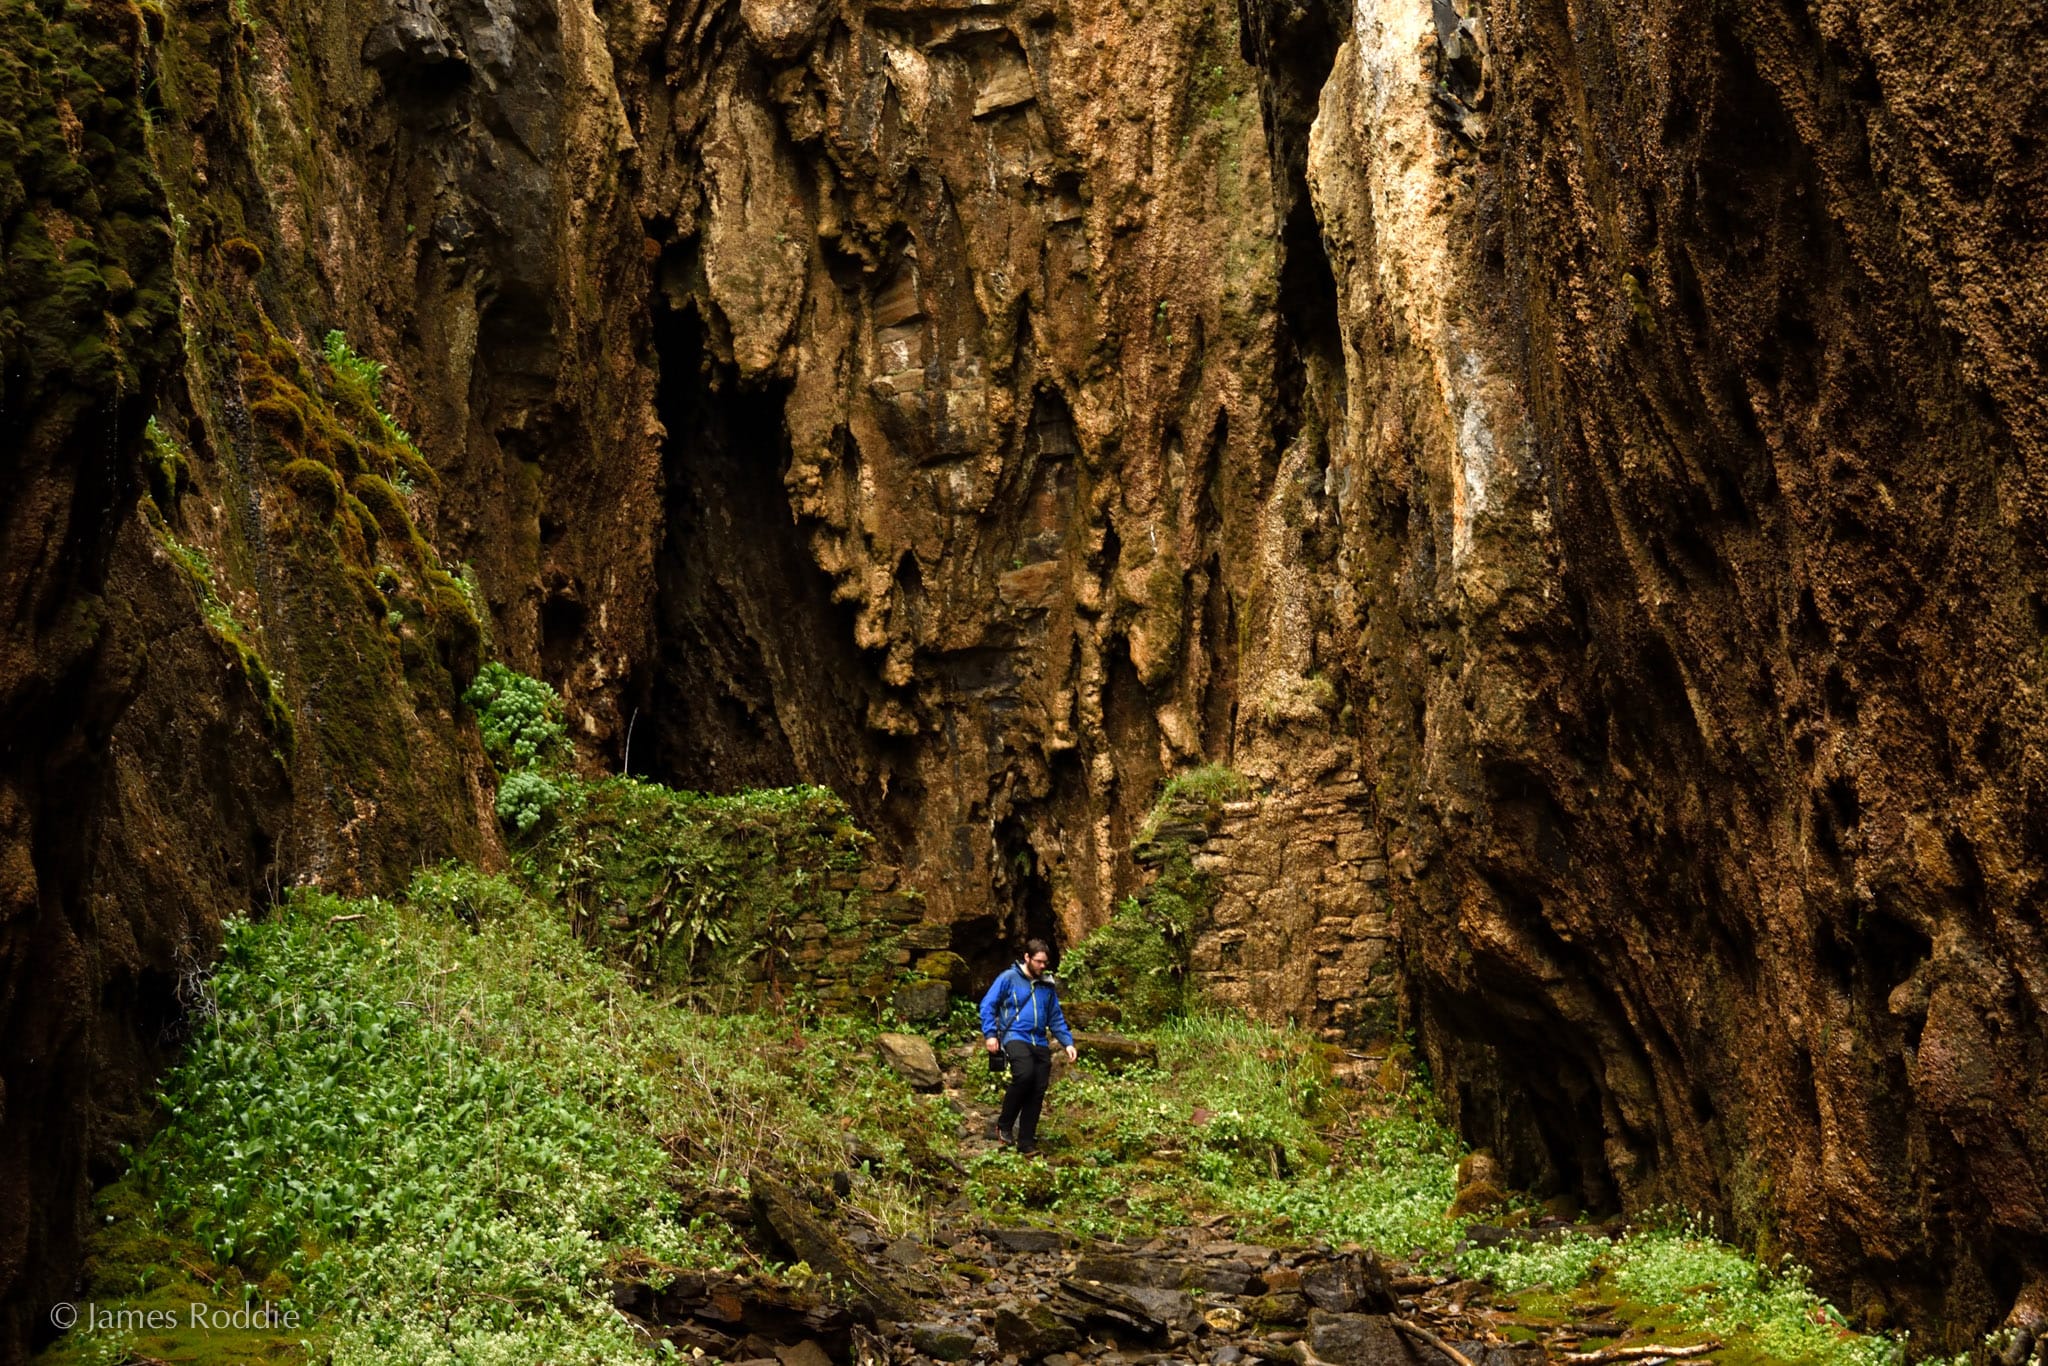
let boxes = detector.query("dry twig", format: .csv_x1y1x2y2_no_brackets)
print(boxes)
1561,1342,1719,1364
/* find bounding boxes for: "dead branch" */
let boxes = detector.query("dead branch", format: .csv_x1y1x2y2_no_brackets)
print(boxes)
1393,1317,1478,1366
1560,1342,1719,1364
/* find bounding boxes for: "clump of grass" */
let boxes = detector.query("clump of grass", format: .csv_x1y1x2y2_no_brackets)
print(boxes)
1136,763,1246,843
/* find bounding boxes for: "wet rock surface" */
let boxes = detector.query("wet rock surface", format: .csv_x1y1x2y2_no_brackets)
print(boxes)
621,1191,1518,1366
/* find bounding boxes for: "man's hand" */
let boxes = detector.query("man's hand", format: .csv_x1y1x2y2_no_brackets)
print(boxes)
985,1036,1001,1054
1064,1045,1078,1064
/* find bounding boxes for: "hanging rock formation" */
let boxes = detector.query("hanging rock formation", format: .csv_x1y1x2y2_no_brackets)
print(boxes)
0,0,2043,1354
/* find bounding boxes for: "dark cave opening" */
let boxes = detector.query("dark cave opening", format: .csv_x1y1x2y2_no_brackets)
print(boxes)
640,286,893,834
950,815,1062,991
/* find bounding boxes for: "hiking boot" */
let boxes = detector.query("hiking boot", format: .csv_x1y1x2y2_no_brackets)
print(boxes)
985,1119,1013,1144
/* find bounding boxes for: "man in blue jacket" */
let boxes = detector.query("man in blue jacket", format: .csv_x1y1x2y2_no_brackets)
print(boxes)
979,938,1077,1156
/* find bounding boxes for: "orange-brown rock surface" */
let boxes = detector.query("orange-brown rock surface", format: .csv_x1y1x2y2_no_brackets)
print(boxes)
1252,0,2047,1344
1,0,2044,1352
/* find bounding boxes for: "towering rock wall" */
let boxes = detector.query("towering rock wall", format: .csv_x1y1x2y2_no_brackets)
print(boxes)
1245,0,2047,1345
2,0,2045,1353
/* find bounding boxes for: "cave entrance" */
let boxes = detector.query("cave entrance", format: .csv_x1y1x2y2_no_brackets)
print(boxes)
950,815,1061,987
641,287,884,820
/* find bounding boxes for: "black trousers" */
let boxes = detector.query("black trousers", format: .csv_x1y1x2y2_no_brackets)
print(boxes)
998,1040,1054,1150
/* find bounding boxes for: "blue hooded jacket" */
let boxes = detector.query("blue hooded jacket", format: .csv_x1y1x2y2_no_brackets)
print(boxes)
979,963,1074,1049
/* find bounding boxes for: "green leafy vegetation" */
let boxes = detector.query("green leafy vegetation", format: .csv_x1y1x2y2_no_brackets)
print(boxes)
144,416,193,507
463,661,574,830
956,1010,1455,1249
1471,1223,1916,1366
52,869,956,1366
463,666,904,996
1056,881,1196,1026
1062,766,1244,1025
321,330,428,488
531,775,889,993
463,661,570,773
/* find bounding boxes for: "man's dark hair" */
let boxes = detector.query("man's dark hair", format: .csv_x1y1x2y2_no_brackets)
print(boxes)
1024,938,1051,961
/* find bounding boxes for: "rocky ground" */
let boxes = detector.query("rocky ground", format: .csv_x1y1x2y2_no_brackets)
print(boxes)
613,1067,1656,1366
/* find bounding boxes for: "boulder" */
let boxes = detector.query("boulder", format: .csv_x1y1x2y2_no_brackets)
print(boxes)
890,978,951,1022
1301,1251,1395,1313
1055,1279,1170,1338
1306,1311,1418,1366
875,1032,944,1090
1071,1030,1159,1072
1247,1292,1309,1325
911,1323,979,1361
749,1174,917,1322
915,950,973,992
986,1225,1065,1253
993,1301,1080,1358
1070,1251,1253,1294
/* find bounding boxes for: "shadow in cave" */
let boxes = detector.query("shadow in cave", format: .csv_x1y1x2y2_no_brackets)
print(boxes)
639,291,896,838
951,816,1062,989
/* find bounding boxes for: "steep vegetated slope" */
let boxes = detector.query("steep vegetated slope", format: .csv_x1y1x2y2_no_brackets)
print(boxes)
0,0,2043,1355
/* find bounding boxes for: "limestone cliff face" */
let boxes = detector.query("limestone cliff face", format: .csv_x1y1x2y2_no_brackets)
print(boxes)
613,0,1305,947
2,0,2045,1353
1252,0,2048,1344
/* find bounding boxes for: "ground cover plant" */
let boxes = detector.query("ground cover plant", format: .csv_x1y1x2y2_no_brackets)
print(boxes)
43,869,955,1366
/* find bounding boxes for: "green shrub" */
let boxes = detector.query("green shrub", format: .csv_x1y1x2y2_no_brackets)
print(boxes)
1061,849,1212,1026
464,662,568,773
495,767,564,833
1064,768,1245,1024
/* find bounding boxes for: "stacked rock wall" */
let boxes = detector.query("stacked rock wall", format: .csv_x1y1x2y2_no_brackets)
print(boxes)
1187,780,1398,1045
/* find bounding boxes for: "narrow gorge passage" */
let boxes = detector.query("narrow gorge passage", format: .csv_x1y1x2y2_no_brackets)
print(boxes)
1,0,2044,1359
